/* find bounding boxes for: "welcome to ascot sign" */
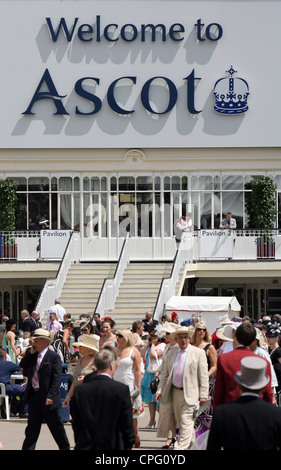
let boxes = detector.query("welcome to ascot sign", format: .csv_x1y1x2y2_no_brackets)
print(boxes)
1,1,281,148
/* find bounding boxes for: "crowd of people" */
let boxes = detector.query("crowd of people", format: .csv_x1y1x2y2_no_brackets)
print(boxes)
1,301,281,450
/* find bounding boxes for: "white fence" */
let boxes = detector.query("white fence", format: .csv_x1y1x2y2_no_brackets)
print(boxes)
35,232,81,323
94,234,130,317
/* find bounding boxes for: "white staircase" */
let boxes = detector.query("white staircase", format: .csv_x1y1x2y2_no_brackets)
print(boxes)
111,261,173,329
59,262,116,318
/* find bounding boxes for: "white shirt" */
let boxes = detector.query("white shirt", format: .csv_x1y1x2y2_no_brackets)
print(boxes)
48,304,66,322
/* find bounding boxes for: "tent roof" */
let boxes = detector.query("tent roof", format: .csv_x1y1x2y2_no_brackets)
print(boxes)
165,296,241,313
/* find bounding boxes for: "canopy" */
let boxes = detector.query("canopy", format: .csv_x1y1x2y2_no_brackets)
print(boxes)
165,296,241,333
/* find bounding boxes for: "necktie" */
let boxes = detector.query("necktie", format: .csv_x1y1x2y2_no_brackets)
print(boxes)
173,350,185,388
32,353,41,388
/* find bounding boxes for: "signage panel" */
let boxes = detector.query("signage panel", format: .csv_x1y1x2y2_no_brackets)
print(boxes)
0,1,280,148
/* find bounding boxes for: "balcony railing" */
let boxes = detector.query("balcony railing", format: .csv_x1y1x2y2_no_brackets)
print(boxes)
0,231,40,260
0,229,280,262
193,228,280,260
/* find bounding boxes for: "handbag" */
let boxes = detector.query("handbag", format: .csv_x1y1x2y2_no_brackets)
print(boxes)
150,377,159,394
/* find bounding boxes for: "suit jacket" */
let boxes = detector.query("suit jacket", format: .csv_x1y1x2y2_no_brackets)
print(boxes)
207,395,281,450
21,317,37,333
213,346,273,408
20,347,62,410
158,344,209,406
71,374,135,450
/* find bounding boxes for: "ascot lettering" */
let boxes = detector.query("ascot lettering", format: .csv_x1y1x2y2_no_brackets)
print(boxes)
22,69,202,116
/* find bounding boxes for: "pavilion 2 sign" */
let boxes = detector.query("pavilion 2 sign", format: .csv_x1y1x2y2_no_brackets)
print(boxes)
0,1,280,148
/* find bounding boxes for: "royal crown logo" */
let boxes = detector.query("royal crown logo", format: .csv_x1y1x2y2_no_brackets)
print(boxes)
213,66,249,115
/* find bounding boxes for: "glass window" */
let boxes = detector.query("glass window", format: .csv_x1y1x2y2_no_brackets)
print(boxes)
111,177,117,191
172,176,180,190
60,194,72,229
83,177,90,191
191,176,198,190
28,177,49,191
199,176,213,190
101,177,107,191
59,177,72,191
182,176,188,191
222,191,243,229
136,176,152,191
119,177,135,191
16,194,27,230
222,175,243,190
154,176,161,191
164,176,170,190
91,177,100,191
74,177,80,191
29,193,49,229
51,177,57,191
9,177,27,191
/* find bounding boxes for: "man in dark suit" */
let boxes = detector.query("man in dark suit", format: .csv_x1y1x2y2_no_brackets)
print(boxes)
213,322,273,407
207,356,281,450
20,329,70,450
71,348,135,450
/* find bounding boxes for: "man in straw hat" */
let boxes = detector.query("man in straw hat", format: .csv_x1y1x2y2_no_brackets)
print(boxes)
155,325,209,450
20,328,70,450
213,322,273,408
207,356,281,450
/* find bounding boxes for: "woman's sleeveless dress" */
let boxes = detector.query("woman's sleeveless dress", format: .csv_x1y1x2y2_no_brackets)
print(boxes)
114,348,144,418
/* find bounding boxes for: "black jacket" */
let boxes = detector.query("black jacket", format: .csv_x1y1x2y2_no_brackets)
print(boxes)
20,347,62,410
207,395,281,450
71,374,135,450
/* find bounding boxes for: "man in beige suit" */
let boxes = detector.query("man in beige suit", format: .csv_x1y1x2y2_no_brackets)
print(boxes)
155,326,209,449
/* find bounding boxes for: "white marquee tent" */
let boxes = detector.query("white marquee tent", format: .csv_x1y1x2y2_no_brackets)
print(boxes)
165,296,241,333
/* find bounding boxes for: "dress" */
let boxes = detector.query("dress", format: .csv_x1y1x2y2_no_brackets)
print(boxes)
72,356,96,384
113,348,144,418
141,343,165,404
99,335,117,349
2,331,16,363
194,344,213,440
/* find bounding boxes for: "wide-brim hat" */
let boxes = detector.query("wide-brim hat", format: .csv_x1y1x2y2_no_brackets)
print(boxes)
72,334,99,353
160,322,181,334
216,322,240,341
32,328,52,341
170,325,194,339
234,356,270,390
254,327,264,345
39,217,49,225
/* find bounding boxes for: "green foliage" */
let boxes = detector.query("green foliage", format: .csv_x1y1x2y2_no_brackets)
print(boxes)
0,179,18,231
245,176,277,229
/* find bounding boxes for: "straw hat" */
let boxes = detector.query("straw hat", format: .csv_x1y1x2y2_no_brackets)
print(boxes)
234,356,270,390
160,322,181,334
170,325,194,339
72,334,99,353
32,328,52,341
216,322,240,341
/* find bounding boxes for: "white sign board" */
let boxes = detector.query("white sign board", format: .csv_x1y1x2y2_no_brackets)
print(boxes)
1,0,280,148
41,230,72,258
199,230,234,258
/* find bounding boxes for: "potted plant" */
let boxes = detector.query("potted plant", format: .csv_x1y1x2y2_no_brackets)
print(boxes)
0,179,18,259
245,176,277,259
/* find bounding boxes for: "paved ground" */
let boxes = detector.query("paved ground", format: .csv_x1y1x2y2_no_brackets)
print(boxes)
0,404,167,451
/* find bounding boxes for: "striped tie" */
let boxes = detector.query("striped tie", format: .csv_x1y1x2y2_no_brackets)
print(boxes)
32,353,41,388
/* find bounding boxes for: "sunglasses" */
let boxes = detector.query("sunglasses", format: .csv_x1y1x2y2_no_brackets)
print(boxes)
116,334,123,338
197,328,206,332
81,328,90,333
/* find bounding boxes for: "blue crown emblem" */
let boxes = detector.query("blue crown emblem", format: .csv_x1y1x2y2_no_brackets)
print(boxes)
213,66,249,115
